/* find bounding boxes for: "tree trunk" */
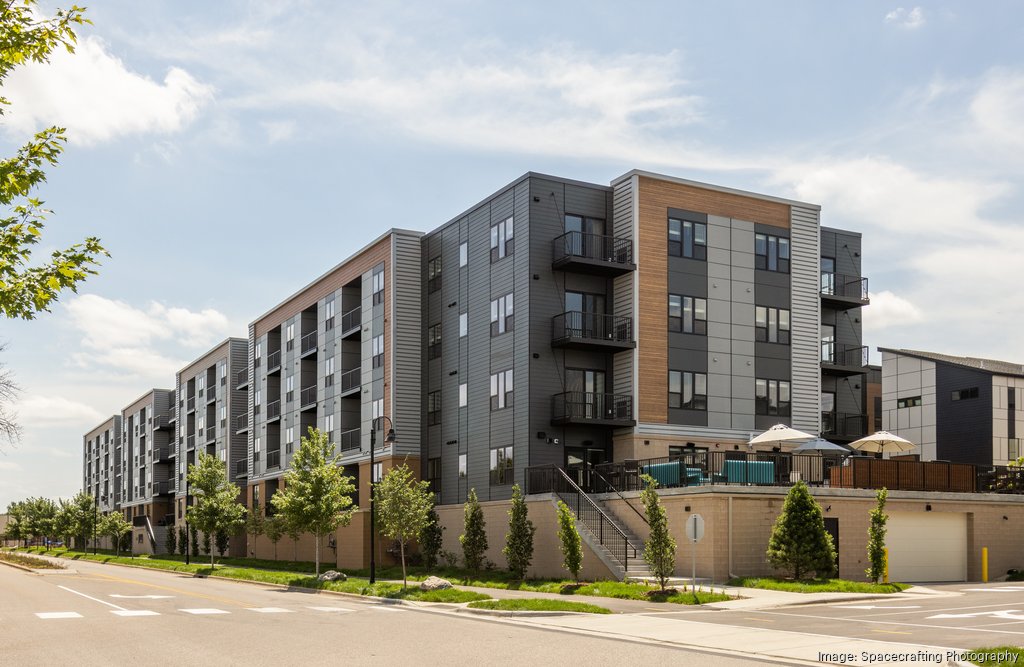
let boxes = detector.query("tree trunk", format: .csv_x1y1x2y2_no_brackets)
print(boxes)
400,540,407,589
315,534,320,578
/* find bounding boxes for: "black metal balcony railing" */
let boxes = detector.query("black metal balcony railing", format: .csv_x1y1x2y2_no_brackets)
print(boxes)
266,400,281,420
236,369,248,389
235,460,248,478
186,434,195,450
235,414,248,432
300,331,318,355
206,386,216,403
821,343,869,371
340,368,360,394
821,412,868,440
821,273,870,306
300,385,317,409
153,446,172,462
340,307,361,336
266,450,281,470
551,311,634,349
152,415,173,431
551,392,634,426
266,349,281,371
152,481,172,496
186,396,196,412
551,231,635,275
339,428,361,453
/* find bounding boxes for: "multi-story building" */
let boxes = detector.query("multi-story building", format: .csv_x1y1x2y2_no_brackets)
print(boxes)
119,389,175,526
173,338,248,532
82,416,121,514
245,229,423,517
880,348,1024,466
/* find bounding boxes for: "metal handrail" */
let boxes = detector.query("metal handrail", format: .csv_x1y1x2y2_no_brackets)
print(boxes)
266,400,281,420
300,385,317,407
266,450,281,469
552,231,633,266
820,272,869,301
340,368,360,394
551,392,633,422
340,306,361,334
266,349,281,370
339,428,360,452
236,369,248,388
821,343,869,367
235,414,248,431
300,331,317,354
552,311,633,345
587,466,648,526
234,460,248,477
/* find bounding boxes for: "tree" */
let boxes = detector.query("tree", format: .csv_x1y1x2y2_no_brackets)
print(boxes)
265,514,285,560
766,481,836,580
245,508,265,558
557,501,582,583
215,530,229,557
68,491,96,551
177,526,187,556
186,453,246,568
640,475,676,591
201,530,211,556
52,499,74,548
99,512,131,557
459,488,487,572
866,488,889,584
22,496,56,545
374,463,432,588
419,506,443,569
6,500,25,546
502,484,535,580
270,427,357,576
0,348,20,450
189,524,199,557
166,523,177,555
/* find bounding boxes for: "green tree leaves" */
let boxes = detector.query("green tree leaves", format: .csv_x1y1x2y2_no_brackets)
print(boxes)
375,462,433,588
186,453,246,568
502,484,535,580
766,481,836,580
460,488,487,572
640,475,676,591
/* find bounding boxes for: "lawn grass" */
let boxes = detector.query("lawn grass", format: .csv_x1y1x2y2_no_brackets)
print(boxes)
728,577,910,594
0,551,65,569
966,647,1024,666
468,598,612,614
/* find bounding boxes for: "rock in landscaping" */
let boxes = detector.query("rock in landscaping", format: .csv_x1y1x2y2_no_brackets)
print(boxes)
318,570,346,582
419,576,453,591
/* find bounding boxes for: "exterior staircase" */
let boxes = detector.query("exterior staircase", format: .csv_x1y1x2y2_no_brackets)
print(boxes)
590,498,651,580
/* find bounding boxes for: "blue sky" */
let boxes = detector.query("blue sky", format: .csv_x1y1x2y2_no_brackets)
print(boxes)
2,1,1022,507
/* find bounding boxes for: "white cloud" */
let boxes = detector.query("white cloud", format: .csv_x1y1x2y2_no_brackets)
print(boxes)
261,120,296,144
16,396,104,425
0,461,22,471
969,69,1024,153
864,291,925,333
3,36,214,145
885,7,925,29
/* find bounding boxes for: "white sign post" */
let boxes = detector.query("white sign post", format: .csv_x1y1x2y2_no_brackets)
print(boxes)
685,514,705,594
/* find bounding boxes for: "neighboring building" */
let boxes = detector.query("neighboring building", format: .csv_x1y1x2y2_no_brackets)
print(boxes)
119,389,175,526
880,348,1024,466
83,416,122,514
173,338,248,530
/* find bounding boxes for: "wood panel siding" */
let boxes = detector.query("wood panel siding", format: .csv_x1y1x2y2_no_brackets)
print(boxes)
637,175,791,231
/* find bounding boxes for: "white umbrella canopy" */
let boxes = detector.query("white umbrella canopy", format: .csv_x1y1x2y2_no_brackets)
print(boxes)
792,437,850,455
848,430,917,454
748,423,816,446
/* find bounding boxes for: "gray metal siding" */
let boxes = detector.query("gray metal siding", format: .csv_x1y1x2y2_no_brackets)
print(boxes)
790,205,821,434
392,233,422,457
936,364,993,465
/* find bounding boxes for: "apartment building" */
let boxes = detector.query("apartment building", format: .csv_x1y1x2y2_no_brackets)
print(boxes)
245,229,423,515
82,416,122,514
173,338,248,526
119,389,175,524
880,348,1024,466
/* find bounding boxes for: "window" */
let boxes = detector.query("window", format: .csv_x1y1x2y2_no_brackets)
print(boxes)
427,256,442,293
951,387,979,401
255,436,262,453
286,374,294,402
322,357,334,386
428,323,442,360
1009,388,1016,441
324,413,334,433
428,457,441,496
427,391,441,426
669,371,708,410
459,242,467,268
197,375,205,392
490,445,513,485
897,395,922,408
490,370,513,410
755,379,791,416
820,257,836,293
458,453,467,478
372,270,384,306
490,216,514,261
219,405,226,426
755,306,791,344
372,334,384,368
254,389,262,406
668,218,707,260
286,426,294,445
285,323,295,351
668,295,707,334
459,383,468,408
254,342,262,367
372,398,384,421
371,462,383,483
490,293,514,336
325,300,335,330
755,233,790,273
219,363,227,385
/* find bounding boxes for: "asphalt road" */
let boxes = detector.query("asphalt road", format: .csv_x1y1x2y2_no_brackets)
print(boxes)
0,559,785,667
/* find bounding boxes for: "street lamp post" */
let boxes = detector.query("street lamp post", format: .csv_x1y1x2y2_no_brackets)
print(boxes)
184,471,190,565
369,416,396,585
93,499,98,555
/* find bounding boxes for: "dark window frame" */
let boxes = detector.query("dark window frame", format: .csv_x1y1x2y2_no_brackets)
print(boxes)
490,293,514,337
668,370,708,410
490,216,514,262
668,294,707,335
489,445,513,486
755,378,792,416
951,387,979,401
427,323,442,360
896,395,923,409
490,369,513,410
427,391,441,426
427,256,442,293
667,217,707,260
755,306,791,344
372,270,385,306
754,233,790,273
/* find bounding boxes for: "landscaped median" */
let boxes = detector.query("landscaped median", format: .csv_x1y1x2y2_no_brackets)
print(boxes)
727,576,910,594
0,550,66,570
467,599,612,614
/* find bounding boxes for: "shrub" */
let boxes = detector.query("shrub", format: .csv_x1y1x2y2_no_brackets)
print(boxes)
766,481,835,580
166,525,177,555
866,488,888,583
178,526,188,556
502,484,536,579
419,507,443,569
460,488,487,572
640,475,676,591
557,501,582,582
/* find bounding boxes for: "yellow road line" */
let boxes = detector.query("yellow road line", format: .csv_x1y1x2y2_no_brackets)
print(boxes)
871,629,911,635
745,617,775,622
66,572,253,608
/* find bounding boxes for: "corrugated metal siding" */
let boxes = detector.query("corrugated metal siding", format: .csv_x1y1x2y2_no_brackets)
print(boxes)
392,232,422,457
790,205,821,434
612,176,635,400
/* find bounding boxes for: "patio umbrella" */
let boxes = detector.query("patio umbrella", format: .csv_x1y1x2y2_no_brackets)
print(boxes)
848,430,917,454
792,437,850,455
748,423,816,447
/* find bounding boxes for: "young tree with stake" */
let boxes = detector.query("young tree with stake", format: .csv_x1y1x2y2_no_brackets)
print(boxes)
460,488,487,572
866,488,888,583
502,484,535,580
640,475,676,591
374,463,433,588
557,501,583,583
186,453,246,568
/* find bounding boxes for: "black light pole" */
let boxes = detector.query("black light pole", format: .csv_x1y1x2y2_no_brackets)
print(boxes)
369,416,396,585
93,499,98,555
184,472,190,565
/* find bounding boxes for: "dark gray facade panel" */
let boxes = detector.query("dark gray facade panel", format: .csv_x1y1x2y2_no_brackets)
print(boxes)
668,346,708,372
935,364,993,465
756,357,791,380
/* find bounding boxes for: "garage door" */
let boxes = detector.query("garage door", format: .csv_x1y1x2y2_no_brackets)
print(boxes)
887,512,967,582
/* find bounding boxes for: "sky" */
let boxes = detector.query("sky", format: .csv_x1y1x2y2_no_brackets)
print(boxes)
1,1,1022,508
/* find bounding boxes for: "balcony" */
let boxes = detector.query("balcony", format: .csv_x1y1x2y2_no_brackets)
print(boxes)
266,349,282,374
339,368,360,397
339,428,361,453
186,434,195,450
235,414,249,433
186,396,196,413
266,399,281,422
152,415,173,431
821,273,870,310
206,386,216,403
153,446,173,462
821,412,868,442
152,481,173,496
299,385,317,411
551,392,635,427
234,460,248,479
340,306,361,339
236,369,249,390
551,231,635,277
821,343,869,376
551,312,635,351
300,331,318,357
266,450,281,470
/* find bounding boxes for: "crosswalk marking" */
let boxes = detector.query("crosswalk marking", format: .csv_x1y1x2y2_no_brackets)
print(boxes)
36,612,82,619
112,610,160,617
180,608,229,615
370,606,401,612
307,606,354,613
248,607,293,613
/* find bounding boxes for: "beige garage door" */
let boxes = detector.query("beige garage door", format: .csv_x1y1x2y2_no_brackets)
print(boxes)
887,511,967,582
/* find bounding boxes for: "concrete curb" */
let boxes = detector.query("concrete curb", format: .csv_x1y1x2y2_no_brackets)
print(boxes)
0,557,40,573
453,606,603,618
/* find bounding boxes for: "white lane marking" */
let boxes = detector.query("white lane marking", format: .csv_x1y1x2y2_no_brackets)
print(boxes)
370,606,401,612
308,606,354,613
961,587,1024,592
57,585,126,611
110,594,174,599
835,605,922,610
36,612,83,619
930,609,1024,620
112,610,160,617
180,608,230,615
758,608,1024,636
248,607,294,614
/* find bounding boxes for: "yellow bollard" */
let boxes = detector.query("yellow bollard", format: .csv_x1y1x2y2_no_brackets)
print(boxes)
883,547,889,584
982,547,989,583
